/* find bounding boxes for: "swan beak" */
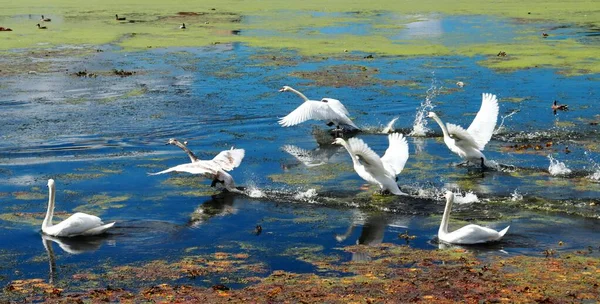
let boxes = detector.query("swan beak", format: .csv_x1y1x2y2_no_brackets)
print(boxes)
278,88,286,92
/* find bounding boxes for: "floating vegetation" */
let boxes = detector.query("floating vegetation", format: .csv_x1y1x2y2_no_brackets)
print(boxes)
73,194,129,214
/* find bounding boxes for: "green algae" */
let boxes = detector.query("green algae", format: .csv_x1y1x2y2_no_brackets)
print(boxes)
73,193,129,215
1,0,599,74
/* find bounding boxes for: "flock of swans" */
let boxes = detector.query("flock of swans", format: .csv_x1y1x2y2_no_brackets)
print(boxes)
40,86,509,246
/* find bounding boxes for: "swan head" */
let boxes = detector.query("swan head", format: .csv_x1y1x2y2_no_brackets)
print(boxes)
166,138,178,145
444,191,454,202
279,86,292,92
331,138,346,145
427,112,436,118
48,179,55,188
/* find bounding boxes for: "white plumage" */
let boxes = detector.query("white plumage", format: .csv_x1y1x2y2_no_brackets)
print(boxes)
42,179,115,237
333,133,409,195
428,93,498,167
438,191,509,244
278,86,359,130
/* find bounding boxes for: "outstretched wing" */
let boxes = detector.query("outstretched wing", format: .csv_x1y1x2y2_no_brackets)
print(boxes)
279,100,332,127
466,93,498,150
323,98,350,116
446,123,480,150
347,137,386,173
210,148,245,171
149,161,217,176
380,133,409,176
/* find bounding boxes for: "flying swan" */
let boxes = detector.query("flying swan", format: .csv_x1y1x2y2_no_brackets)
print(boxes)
150,139,245,194
42,179,115,237
428,93,498,168
438,191,509,244
278,86,359,134
333,133,409,195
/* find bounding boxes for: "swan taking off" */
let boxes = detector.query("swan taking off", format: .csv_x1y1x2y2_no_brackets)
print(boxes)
278,86,359,134
42,179,115,237
428,93,498,168
438,191,509,245
333,133,409,195
151,140,245,194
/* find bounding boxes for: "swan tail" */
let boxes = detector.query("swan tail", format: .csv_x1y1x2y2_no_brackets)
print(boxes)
82,222,115,236
498,225,510,238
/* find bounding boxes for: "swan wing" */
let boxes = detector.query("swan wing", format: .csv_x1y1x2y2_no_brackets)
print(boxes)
149,161,217,176
347,137,385,171
382,117,399,133
282,145,325,167
380,133,409,176
446,123,480,150
323,98,350,116
210,148,245,171
466,93,498,150
46,212,106,237
279,100,331,127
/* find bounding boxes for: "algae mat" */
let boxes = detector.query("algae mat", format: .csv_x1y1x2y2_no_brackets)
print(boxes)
0,0,598,74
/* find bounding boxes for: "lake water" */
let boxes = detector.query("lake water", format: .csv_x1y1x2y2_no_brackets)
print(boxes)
0,12,599,294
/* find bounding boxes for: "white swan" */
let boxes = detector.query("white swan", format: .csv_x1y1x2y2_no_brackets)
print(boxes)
333,133,409,195
42,179,115,237
151,139,245,194
438,191,509,244
278,86,359,132
428,93,498,168
381,117,399,134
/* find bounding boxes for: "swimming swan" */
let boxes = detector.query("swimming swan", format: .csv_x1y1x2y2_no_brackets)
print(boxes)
151,140,245,194
428,93,498,168
42,179,115,237
438,191,509,244
278,86,359,133
333,133,409,195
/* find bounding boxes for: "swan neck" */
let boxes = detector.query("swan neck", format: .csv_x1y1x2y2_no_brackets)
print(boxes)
439,194,453,235
174,141,198,162
42,183,55,229
286,87,309,102
431,114,450,138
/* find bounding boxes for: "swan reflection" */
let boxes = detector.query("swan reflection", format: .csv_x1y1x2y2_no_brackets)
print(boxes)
336,211,410,261
189,193,239,228
282,144,342,169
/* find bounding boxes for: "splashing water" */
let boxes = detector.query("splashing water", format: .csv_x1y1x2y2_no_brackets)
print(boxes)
409,74,440,136
246,187,265,198
293,188,318,201
584,151,600,182
453,191,479,204
547,155,572,176
511,189,523,201
494,109,519,135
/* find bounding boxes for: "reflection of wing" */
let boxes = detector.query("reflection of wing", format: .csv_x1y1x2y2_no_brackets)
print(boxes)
42,234,106,254
279,100,333,127
466,93,498,150
189,193,237,227
380,133,409,177
282,144,340,168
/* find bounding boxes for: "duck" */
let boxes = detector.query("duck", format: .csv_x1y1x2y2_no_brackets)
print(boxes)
542,32,549,37
551,100,568,112
41,15,51,22
42,179,115,237
438,191,509,245
180,23,186,29
151,139,245,194
36,24,47,29
278,86,359,136
332,133,409,195
115,14,126,21
427,93,499,169
0,27,13,31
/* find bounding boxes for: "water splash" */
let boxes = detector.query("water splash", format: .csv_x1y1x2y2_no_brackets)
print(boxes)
409,74,440,136
510,189,523,201
584,151,600,182
494,109,519,135
381,117,399,134
453,191,479,204
293,188,318,201
547,155,572,176
246,187,265,198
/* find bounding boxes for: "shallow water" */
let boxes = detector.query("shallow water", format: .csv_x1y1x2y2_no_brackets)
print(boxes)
0,11,599,293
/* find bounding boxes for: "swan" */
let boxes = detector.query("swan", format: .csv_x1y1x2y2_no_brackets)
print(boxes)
42,179,115,237
428,93,498,168
180,23,186,29
151,139,245,194
333,133,409,195
278,86,359,134
438,191,509,245
40,15,51,22
36,24,47,29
